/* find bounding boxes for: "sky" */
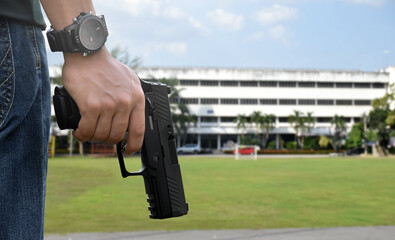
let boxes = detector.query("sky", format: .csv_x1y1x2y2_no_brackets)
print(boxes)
44,0,395,72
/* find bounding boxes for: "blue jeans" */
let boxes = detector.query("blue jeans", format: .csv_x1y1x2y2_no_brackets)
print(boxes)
0,19,51,239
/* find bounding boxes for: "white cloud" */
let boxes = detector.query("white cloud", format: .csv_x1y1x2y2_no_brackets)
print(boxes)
119,0,161,16
188,17,210,35
207,9,244,31
149,42,188,56
245,31,265,41
162,5,187,19
268,25,294,45
98,0,207,34
253,4,298,25
347,0,388,7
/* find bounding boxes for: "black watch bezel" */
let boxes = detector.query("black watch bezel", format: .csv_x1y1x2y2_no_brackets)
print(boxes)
46,12,108,55
74,12,108,54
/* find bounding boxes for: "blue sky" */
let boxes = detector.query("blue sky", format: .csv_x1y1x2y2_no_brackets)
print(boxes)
45,0,395,71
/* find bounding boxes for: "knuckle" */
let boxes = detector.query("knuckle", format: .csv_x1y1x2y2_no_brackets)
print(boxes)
131,123,145,137
117,93,132,107
103,99,116,112
74,130,91,142
82,100,101,114
135,89,145,105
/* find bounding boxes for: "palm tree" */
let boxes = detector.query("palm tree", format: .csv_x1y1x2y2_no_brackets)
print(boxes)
305,112,315,134
171,103,196,146
301,112,316,147
260,114,276,148
330,115,346,153
250,111,263,141
288,110,305,149
235,114,248,144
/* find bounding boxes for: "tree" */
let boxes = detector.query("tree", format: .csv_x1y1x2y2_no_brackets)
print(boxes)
288,110,305,149
110,45,142,69
171,103,196,146
250,111,262,140
305,112,316,135
260,114,276,148
345,122,364,149
235,114,248,144
368,108,389,147
372,83,395,111
330,115,346,153
369,83,395,149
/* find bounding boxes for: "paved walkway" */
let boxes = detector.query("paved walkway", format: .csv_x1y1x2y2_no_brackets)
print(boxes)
45,226,395,240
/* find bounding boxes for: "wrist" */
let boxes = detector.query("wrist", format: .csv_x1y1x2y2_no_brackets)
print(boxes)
63,46,109,62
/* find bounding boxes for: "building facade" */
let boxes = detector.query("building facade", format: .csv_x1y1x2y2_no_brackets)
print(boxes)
137,67,394,150
49,66,395,150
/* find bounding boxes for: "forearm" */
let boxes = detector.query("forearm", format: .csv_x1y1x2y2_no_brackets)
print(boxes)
40,0,95,30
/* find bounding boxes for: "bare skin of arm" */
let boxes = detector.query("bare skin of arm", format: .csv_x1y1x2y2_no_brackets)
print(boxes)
40,0,145,154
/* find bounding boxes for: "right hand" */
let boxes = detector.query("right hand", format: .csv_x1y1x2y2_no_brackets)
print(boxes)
61,48,145,154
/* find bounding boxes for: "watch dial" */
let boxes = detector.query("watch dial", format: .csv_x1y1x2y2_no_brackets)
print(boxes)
79,17,106,51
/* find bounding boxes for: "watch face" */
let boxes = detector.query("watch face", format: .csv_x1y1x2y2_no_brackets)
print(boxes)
79,17,107,51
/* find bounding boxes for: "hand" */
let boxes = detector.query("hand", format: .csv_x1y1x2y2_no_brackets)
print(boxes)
61,48,145,154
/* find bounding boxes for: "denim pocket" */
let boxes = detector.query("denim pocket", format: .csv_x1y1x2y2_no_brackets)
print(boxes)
0,19,15,128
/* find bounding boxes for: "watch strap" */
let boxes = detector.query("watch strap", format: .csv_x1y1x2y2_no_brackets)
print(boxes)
46,28,76,53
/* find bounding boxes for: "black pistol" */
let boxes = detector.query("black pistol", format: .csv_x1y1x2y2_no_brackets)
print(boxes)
52,79,188,219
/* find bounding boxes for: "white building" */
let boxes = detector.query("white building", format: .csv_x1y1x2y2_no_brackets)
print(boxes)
49,66,395,150
137,67,394,150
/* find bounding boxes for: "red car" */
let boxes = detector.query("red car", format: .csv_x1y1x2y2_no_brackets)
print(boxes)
238,147,255,155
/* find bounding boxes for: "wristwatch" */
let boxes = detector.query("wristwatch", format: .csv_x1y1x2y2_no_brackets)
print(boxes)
46,12,108,56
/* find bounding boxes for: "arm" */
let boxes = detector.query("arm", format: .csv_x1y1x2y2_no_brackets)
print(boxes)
40,0,145,154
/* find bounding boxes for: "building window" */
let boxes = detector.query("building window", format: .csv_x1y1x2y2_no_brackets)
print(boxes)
220,81,238,87
298,99,315,105
221,98,238,104
336,99,353,105
279,81,297,87
260,81,277,87
298,82,316,88
200,80,219,86
372,83,385,88
344,117,352,123
221,117,236,123
240,99,258,105
354,83,371,88
201,117,218,123
317,99,334,105
279,117,289,123
180,80,199,86
317,82,334,88
354,100,371,106
336,82,353,88
354,117,361,122
279,99,297,105
201,98,219,104
240,81,258,87
317,117,332,123
260,99,277,105
180,98,198,104
169,97,179,104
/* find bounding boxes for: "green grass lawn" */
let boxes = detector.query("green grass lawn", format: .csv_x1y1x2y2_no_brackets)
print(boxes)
44,156,395,234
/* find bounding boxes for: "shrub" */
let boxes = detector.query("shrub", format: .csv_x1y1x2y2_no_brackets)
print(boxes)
267,140,277,149
303,137,317,150
286,141,297,149
319,135,330,149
